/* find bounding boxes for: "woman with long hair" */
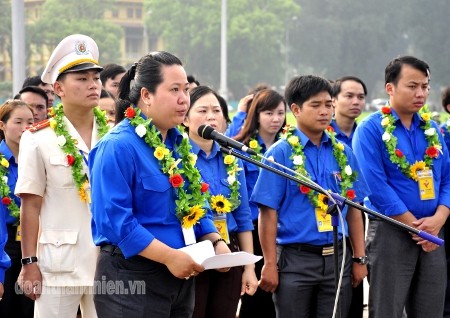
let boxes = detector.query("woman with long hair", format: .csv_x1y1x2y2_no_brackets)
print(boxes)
234,89,286,318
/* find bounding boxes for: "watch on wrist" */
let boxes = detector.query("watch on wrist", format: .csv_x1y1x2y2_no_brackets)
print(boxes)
21,256,38,265
352,256,369,265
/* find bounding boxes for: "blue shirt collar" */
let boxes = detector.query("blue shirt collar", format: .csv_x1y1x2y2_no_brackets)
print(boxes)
0,140,14,162
190,139,221,158
389,108,424,128
296,127,331,148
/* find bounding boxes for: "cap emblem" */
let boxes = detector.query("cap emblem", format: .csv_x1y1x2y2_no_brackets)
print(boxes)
75,41,89,55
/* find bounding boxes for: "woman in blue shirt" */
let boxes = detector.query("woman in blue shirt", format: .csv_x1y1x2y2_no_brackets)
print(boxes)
232,89,286,318
183,86,257,318
0,100,34,316
89,52,230,318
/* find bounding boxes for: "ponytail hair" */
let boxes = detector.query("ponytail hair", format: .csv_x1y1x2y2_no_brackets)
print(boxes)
115,52,183,123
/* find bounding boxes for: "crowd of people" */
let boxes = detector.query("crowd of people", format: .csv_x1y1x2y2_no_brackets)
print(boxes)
0,33,450,318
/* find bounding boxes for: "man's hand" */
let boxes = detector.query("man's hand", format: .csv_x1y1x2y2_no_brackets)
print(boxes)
258,263,278,293
17,263,42,300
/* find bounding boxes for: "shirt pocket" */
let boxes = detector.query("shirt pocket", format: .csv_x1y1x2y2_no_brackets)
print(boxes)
38,230,78,273
140,174,174,222
48,154,76,188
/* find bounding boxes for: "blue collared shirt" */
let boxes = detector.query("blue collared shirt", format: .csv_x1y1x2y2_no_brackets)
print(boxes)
440,121,450,151
190,141,253,233
329,119,357,149
250,128,370,245
89,118,218,258
352,110,450,218
0,141,20,225
225,111,247,137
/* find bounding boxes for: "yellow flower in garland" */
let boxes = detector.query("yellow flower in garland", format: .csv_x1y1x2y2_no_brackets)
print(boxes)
0,158,9,168
224,155,234,165
0,153,19,219
420,112,431,121
287,135,299,146
410,161,427,181
336,143,345,151
317,193,329,211
154,146,168,160
210,194,232,213
249,140,259,149
183,205,206,228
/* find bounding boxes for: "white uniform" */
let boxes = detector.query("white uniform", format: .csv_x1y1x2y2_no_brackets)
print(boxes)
15,116,100,318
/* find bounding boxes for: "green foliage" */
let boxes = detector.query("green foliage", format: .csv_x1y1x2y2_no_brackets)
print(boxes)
145,0,300,98
28,0,123,64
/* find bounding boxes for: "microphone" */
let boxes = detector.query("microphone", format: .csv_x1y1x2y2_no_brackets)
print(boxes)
197,125,257,156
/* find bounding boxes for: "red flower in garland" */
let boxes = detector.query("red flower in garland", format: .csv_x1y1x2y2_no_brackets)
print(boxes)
67,154,75,166
395,149,404,158
125,107,136,119
1,197,11,205
282,124,291,134
326,126,334,133
299,185,311,194
425,146,439,158
200,182,209,193
381,106,391,114
346,189,356,200
169,174,184,188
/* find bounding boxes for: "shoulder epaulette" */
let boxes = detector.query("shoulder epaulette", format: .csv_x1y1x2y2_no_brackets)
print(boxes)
26,119,50,133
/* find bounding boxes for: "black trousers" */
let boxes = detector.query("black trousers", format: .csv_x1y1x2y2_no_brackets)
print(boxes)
0,224,34,318
192,233,243,318
94,247,195,318
239,222,276,318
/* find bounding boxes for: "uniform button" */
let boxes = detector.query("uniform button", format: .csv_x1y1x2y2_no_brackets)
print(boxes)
55,241,60,247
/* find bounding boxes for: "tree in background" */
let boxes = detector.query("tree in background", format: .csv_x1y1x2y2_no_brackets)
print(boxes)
145,0,300,98
28,0,123,71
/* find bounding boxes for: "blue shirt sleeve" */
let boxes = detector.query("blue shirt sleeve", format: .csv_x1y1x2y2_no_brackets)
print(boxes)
89,138,155,258
0,212,11,283
225,111,247,137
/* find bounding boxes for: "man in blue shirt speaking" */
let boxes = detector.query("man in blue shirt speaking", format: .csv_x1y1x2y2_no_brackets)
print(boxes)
353,56,450,317
251,75,369,318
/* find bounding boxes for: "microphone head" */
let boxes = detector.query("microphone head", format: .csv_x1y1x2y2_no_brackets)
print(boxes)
198,125,215,140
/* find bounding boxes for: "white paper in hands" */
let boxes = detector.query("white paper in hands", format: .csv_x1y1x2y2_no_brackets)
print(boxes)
179,240,262,270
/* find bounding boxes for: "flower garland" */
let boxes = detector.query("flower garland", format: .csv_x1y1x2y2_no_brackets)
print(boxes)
380,105,441,181
0,154,19,218
248,137,263,162
49,103,109,201
125,106,209,228
281,125,357,211
209,154,242,214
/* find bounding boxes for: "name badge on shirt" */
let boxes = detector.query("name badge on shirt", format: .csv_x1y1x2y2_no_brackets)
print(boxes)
182,226,196,246
84,182,92,204
16,224,21,241
417,169,435,200
213,214,230,244
315,208,332,232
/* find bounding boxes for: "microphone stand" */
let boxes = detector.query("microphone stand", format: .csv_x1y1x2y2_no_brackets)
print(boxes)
219,145,444,318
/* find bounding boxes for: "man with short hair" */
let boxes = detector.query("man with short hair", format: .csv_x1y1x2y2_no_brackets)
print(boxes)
353,56,450,317
17,86,49,123
22,76,55,108
99,63,126,99
330,76,367,318
16,34,106,318
252,75,369,318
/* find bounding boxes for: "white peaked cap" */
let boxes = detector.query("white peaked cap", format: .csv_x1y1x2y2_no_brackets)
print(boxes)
41,34,103,84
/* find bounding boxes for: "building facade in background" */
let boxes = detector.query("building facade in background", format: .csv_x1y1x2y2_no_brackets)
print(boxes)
0,0,160,82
